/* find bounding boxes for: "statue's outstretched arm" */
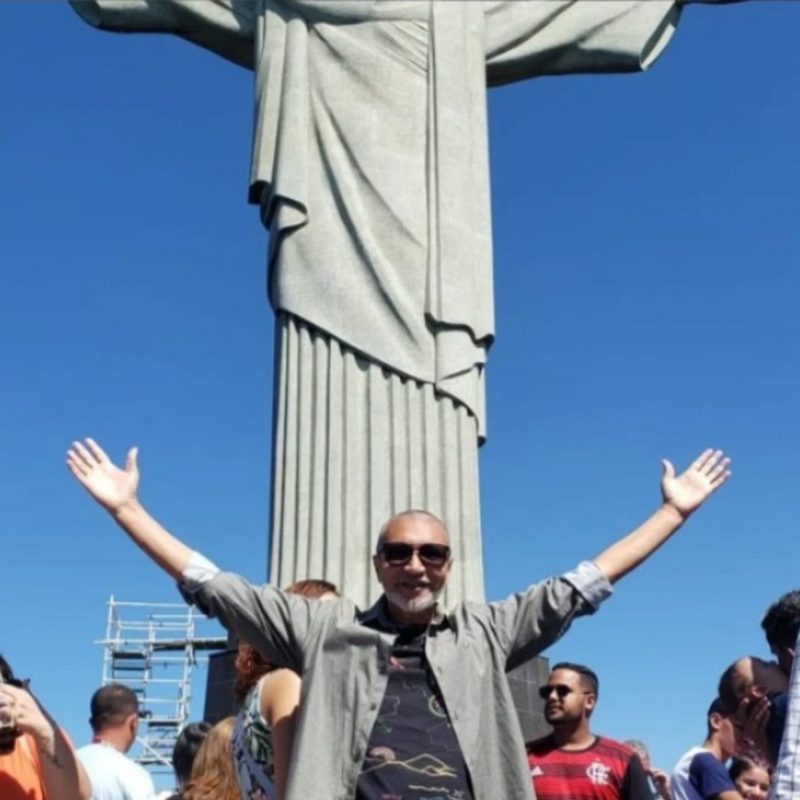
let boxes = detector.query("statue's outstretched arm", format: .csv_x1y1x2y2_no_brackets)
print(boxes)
484,0,683,86
69,0,256,69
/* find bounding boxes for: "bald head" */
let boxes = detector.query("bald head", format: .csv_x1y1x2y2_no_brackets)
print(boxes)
719,656,788,711
375,510,449,552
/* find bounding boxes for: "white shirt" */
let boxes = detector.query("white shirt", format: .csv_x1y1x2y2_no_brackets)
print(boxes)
77,742,156,800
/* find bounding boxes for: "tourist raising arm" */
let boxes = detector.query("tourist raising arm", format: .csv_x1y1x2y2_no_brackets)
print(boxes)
66,438,318,673
593,448,731,584
489,448,731,668
66,438,191,580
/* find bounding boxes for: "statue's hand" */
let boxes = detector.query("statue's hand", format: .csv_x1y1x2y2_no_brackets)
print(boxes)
660,448,731,519
66,438,140,514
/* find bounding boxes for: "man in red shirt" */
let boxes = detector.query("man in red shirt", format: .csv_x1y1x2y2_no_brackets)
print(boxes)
528,663,652,800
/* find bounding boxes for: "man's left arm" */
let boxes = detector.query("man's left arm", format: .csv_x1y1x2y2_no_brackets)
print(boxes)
490,449,730,665
593,449,730,584
488,561,612,669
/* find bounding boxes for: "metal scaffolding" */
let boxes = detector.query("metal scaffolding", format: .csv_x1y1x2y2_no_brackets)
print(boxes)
97,596,227,772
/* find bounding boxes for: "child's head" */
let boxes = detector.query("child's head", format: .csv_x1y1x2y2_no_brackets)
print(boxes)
729,756,770,800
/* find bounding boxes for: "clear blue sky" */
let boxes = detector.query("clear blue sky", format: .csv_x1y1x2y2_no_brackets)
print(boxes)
2,0,799,782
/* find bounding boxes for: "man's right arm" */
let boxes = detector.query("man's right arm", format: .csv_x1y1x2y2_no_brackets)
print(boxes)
66,439,309,669
66,439,192,581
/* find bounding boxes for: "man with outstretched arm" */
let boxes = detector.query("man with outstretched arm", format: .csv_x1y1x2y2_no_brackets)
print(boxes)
67,440,730,800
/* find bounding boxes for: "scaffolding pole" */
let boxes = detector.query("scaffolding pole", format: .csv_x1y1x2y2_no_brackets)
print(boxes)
96,596,227,773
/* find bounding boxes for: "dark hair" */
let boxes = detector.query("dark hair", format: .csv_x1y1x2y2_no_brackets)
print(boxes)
729,756,768,783
762,591,800,652
706,696,732,738
551,662,599,697
89,683,140,732
172,721,212,787
234,579,338,700
718,662,747,715
0,654,13,682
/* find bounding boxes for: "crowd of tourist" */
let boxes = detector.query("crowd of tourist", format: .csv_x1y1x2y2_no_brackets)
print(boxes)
0,440,796,799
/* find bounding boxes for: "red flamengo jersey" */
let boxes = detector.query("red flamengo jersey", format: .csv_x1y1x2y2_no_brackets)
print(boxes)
527,735,652,800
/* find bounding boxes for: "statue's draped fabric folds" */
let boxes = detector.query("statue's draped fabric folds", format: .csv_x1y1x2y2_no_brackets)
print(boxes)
70,0,681,606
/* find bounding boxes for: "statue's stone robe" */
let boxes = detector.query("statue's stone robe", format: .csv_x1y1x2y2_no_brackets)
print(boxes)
70,0,681,604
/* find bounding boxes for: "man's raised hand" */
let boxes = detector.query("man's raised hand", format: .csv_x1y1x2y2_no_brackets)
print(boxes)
66,438,139,514
661,448,731,520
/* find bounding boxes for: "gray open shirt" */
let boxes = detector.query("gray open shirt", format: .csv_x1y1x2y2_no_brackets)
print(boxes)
181,556,611,800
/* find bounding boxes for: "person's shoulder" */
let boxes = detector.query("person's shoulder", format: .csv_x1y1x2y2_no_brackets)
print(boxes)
686,749,728,780
526,734,556,756
594,735,638,760
687,749,723,769
118,752,156,790
76,742,109,762
673,745,704,768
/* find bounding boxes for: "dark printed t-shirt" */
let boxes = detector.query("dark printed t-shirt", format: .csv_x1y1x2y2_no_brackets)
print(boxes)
527,734,652,800
356,625,473,800
671,747,736,800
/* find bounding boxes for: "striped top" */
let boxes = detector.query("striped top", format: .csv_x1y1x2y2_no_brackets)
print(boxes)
527,735,652,800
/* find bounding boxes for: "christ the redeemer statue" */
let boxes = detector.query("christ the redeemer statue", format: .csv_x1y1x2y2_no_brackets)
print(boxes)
70,0,714,606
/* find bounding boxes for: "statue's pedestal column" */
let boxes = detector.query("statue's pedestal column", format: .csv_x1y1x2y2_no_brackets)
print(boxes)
268,315,484,608
203,648,238,722
507,656,551,743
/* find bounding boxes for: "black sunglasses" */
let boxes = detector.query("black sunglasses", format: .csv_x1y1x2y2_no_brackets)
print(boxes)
538,684,591,700
378,542,451,567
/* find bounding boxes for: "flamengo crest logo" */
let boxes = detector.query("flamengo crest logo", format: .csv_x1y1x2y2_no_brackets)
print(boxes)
586,760,612,786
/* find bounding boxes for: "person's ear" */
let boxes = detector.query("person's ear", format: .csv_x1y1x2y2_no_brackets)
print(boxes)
585,693,597,715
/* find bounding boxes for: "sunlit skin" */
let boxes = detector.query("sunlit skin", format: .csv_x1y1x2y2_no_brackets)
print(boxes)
733,657,789,698
713,714,738,762
733,765,770,800
372,513,452,626
542,668,596,750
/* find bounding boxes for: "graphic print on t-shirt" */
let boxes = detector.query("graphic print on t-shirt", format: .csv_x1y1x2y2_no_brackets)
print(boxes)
356,628,472,799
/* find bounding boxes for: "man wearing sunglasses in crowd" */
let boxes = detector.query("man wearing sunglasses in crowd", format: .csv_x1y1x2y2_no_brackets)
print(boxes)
67,439,731,800
528,663,653,800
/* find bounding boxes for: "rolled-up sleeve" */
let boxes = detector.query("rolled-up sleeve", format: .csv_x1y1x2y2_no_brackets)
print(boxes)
561,560,613,609
488,561,612,669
